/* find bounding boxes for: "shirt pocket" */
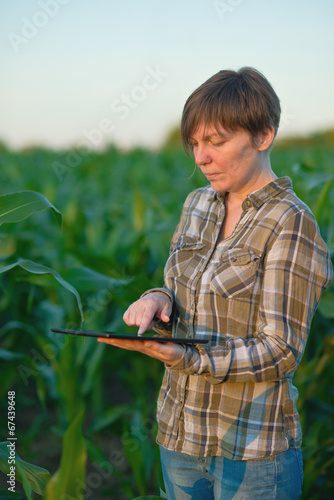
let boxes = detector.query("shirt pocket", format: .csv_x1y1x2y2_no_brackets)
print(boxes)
165,235,207,281
210,248,262,299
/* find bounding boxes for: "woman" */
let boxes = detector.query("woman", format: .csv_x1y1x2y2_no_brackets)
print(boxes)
98,67,333,499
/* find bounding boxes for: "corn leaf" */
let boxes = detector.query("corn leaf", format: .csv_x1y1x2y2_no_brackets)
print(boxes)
0,348,26,360
89,405,131,435
0,259,83,322
313,179,333,221
61,265,134,293
0,190,62,228
0,441,51,496
43,410,87,500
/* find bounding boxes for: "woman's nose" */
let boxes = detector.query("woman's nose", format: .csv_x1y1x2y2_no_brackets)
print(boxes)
194,144,211,167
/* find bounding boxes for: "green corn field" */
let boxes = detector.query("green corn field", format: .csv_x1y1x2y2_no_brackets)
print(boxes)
0,129,333,499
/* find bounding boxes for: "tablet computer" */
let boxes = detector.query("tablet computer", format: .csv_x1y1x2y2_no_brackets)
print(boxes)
50,328,209,345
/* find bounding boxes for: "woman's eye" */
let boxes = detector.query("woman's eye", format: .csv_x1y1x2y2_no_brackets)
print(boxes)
212,141,224,147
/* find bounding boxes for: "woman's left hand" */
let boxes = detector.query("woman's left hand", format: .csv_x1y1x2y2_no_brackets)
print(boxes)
97,336,185,367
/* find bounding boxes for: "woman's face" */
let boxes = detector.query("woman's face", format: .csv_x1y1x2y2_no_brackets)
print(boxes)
190,123,272,195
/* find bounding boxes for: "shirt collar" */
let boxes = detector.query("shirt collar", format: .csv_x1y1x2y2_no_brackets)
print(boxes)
207,177,293,210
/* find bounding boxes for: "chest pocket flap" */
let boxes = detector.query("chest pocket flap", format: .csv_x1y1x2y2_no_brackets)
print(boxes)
165,235,207,280
210,247,262,299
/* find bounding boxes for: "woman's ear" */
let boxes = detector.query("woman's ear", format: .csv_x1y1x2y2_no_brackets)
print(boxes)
257,127,275,151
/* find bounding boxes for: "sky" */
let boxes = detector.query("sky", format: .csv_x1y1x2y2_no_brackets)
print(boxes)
0,0,333,151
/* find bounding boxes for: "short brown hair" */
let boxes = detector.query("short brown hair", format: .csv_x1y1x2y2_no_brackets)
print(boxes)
181,67,281,154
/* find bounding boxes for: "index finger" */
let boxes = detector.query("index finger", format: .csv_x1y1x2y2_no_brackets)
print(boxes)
138,316,155,335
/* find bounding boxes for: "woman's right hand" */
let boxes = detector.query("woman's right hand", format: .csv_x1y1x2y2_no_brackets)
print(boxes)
123,292,172,335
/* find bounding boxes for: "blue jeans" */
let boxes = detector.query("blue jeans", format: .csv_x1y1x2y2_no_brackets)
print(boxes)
160,446,303,499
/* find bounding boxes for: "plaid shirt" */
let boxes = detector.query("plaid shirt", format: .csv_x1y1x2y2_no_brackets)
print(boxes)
149,177,332,460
